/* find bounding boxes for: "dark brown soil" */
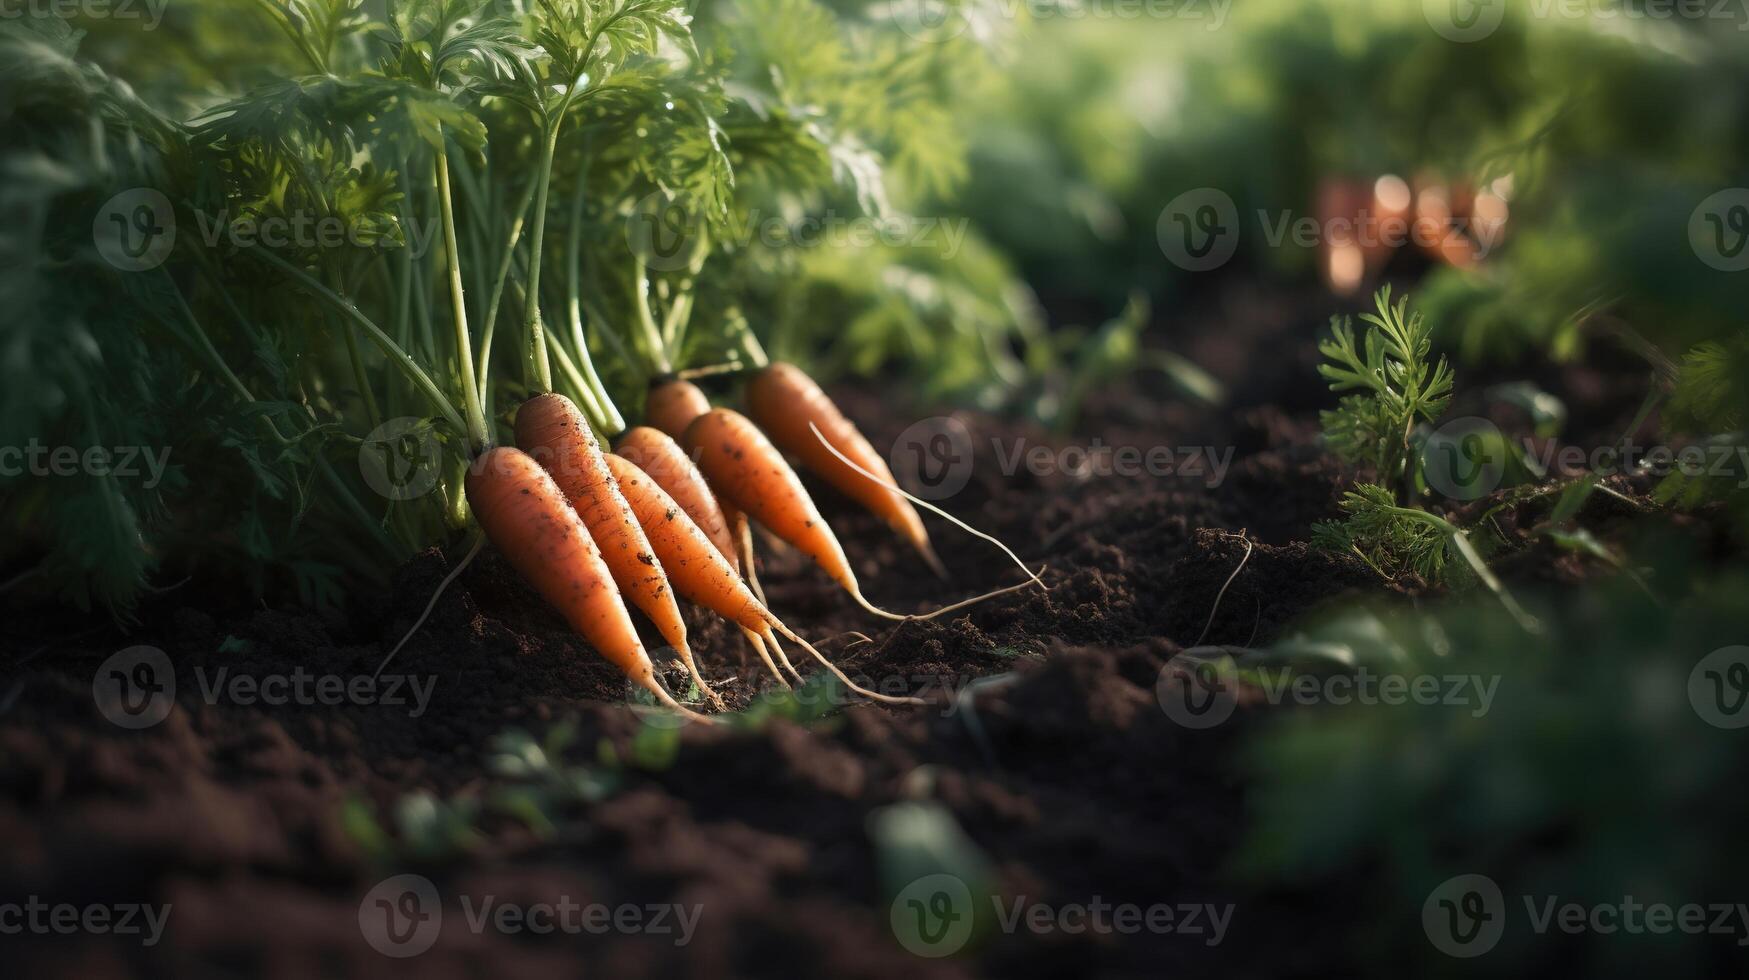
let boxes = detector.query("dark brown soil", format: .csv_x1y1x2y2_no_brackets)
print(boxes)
0,284,1723,978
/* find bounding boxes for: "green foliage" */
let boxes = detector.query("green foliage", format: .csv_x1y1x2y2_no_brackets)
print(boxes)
1318,287,1453,497
1,0,1035,611
1240,562,1749,976
487,720,621,834
1665,339,1749,435
1653,339,1749,518
1311,484,1454,585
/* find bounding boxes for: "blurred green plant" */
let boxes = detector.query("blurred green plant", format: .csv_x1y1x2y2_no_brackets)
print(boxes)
1239,557,1749,976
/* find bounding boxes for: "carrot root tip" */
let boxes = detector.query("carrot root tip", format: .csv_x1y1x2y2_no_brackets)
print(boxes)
917,540,952,581
760,629,809,685
742,627,793,691
768,622,926,707
640,675,717,725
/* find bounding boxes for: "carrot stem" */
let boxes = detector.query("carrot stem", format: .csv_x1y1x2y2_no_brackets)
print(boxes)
563,166,625,434
522,124,564,394
252,245,468,441
434,140,490,454
631,255,672,375
477,175,540,405
170,270,399,557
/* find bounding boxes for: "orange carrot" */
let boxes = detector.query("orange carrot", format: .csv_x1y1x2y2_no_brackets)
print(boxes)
745,361,946,577
515,393,721,706
464,447,706,721
604,452,920,704
613,425,738,572
683,408,1034,622
642,378,749,562
685,407,854,585
646,377,715,442
602,452,767,632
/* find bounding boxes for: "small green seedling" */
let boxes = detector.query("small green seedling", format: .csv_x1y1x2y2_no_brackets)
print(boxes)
1314,290,1538,633
1318,286,1454,501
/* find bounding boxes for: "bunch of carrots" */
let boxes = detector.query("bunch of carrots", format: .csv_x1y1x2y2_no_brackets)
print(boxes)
465,351,1041,723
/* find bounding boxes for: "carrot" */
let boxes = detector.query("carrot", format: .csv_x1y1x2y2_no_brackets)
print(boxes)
641,378,752,564
638,380,770,602
603,451,793,684
464,447,707,722
603,452,921,705
514,393,722,707
612,425,738,572
612,425,786,679
646,377,716,442
745,361,946,578
683,408,1036,621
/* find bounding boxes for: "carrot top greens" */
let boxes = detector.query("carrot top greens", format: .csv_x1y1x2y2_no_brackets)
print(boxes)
0,1,1025,613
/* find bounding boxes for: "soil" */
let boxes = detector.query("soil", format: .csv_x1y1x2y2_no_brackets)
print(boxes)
0,282,1726,978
